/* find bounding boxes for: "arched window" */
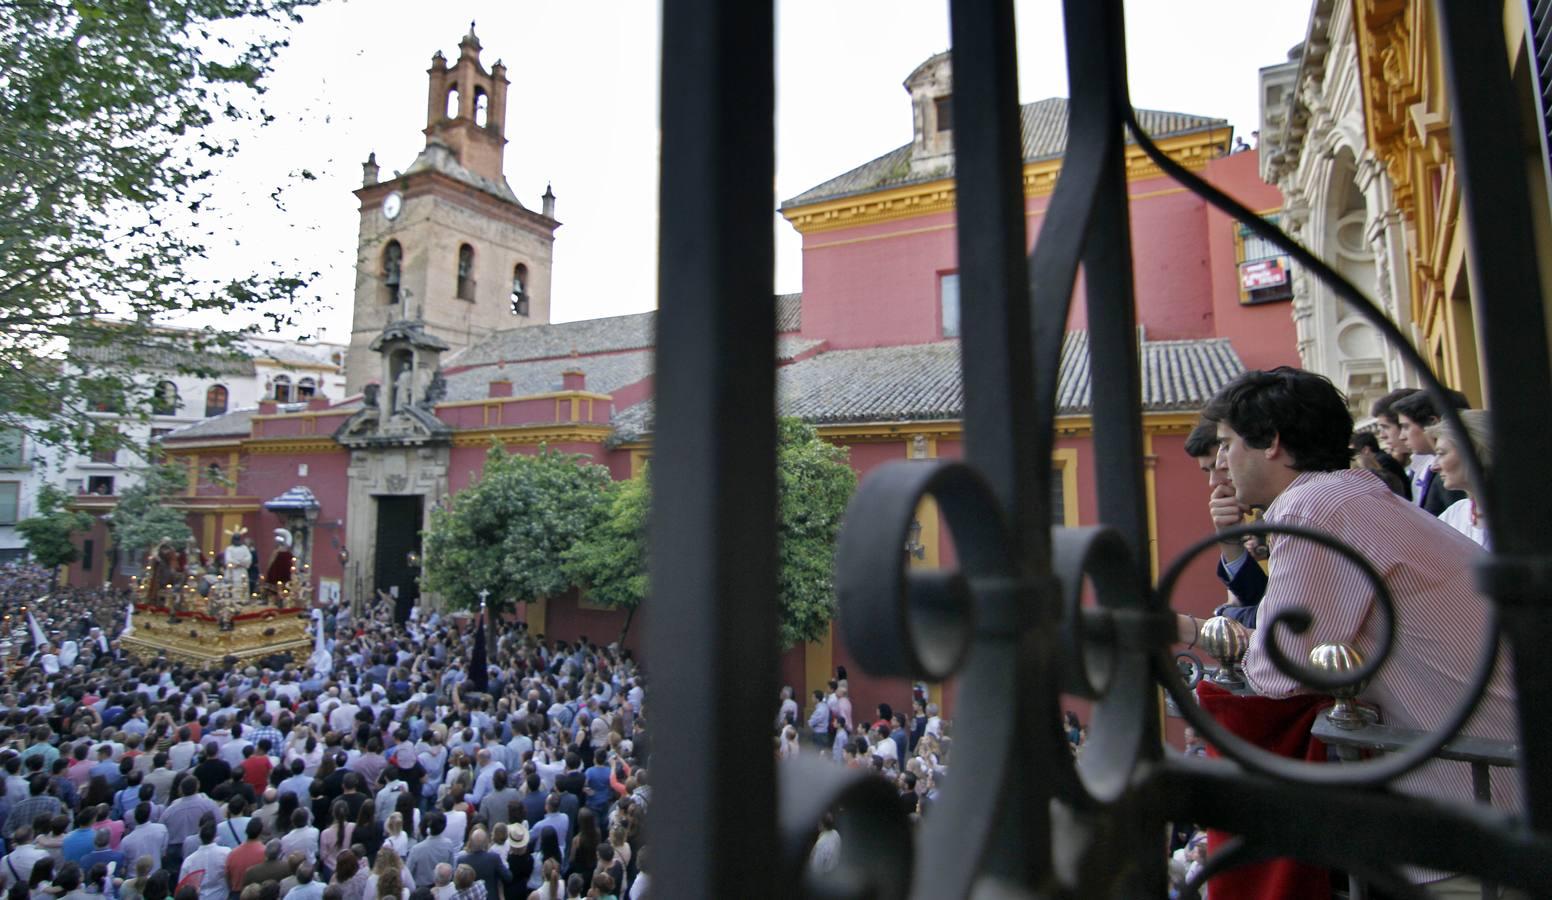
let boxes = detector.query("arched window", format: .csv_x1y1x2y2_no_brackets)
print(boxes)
297,377,316,400
445,85,460,120
272,375,292,402
151,381,179,416
456,244,475,301
511,263,530,316
382,240,402,304
474,87,489,127
204,384,228,418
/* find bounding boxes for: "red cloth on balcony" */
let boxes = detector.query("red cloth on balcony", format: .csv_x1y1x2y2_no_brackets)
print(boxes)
1195,680,1333,900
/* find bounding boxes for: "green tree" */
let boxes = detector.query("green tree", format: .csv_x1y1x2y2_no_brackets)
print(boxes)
15,484,92,574
773,418,857,647
0,0,322,455
109,464,194,559
562,467,650,642
423,445,614,612
563,419,856,648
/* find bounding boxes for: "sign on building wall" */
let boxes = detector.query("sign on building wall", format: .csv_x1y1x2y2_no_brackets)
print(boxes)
1240,257,1288,291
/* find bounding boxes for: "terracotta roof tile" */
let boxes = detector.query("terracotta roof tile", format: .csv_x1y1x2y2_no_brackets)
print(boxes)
781,99,1228,208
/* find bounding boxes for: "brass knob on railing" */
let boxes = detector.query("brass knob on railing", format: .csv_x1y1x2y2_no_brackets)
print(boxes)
1198,616,1250,688
1310,642,1377,730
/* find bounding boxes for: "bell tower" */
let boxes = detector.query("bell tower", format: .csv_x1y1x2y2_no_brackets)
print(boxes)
424,23,508,182
345,24,559,396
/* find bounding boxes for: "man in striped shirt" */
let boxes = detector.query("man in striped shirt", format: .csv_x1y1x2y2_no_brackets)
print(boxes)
1183,368,1519,892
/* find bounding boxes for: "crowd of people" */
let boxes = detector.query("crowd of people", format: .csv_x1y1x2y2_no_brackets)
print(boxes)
0,367,1515,899
0,569,650,900
776,678,954,878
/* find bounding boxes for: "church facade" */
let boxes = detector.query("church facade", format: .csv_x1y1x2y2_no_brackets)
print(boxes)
67,32,1300,718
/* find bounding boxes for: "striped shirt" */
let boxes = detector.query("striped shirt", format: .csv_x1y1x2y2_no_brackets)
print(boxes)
1245,469,1519,814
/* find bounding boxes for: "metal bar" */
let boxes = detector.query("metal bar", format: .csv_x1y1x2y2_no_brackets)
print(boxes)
1311,717,1520,767
1154,762,1552,893
1436,0,1552,832
943,0,1057,892
1078,0,1150,564
650,2,778,897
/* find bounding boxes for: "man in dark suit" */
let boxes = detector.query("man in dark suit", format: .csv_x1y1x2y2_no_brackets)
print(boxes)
1185,420,1264,627
1391,389,1470,516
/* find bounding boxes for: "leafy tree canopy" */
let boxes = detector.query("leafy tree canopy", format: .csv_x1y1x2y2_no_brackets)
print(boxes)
773,417,857,648
109,463,194,555
562,466,649,612
0,0,322,455
423,445,614,612
561,419,856,648
15,484,92,571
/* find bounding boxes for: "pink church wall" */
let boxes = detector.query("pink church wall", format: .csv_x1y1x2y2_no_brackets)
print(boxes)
1202,151,1301,372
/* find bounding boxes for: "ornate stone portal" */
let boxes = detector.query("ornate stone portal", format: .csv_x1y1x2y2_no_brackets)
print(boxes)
336,319,453,619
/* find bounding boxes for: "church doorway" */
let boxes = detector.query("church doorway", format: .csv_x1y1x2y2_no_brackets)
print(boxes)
374,495,423,623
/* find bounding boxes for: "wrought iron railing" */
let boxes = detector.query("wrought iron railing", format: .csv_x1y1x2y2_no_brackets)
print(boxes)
647,0,1552,896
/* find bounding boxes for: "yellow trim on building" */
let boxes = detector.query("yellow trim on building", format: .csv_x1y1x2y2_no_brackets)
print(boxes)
527,597,547,637
1142,434,1160,579
451,424,614,448
1354,0,1485,406
805,623,835,710
782,129,1231,235
242,438,339,455
433,390,614,410
1051,448,1080,527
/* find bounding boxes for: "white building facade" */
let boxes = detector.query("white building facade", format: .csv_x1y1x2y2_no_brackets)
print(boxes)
0,332,348,567
1258,0,1417,418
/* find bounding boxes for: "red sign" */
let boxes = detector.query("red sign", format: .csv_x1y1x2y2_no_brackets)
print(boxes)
1240,257,1288,291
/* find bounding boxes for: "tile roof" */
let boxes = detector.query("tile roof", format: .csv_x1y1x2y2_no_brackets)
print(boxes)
781,99,1229,208
73,335,256,377
440,350,655,403
244,337,346,369
446,294,805,370
444,311,656,369
607,333,1243,443
403,139,524,207
443,334,822,404
161,408,257,441
776,293,802,332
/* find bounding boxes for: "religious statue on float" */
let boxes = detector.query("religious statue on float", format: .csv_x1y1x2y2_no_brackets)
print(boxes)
223,526,253,593
146,538,186,611
263,528,298,603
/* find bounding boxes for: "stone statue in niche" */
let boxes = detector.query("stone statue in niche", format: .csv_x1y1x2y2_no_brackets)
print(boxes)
394,368,414,413
425,370,447,405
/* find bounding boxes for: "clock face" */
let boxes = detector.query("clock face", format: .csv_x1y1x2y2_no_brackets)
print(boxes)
382,191,403,220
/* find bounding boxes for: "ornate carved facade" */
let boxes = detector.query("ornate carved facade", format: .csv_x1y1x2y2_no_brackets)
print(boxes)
1260,0,1416,417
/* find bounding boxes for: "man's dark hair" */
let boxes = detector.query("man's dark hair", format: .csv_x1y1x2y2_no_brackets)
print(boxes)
1390,387,1471,425
424,810,446,837
1202,368,1353,472
1183,419,1219,458
1370,387,1419,422
1351,431,1381,454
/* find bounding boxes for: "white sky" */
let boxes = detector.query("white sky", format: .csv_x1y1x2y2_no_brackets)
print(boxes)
195,0,1313,341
